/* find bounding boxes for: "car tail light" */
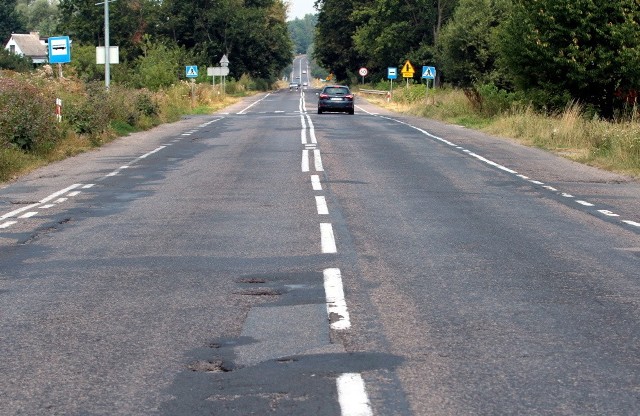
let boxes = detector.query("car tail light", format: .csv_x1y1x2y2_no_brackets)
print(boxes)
345,94,353,100
319,94,329,99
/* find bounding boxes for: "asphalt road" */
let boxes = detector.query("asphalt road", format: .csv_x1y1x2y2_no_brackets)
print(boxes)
1,56,640,415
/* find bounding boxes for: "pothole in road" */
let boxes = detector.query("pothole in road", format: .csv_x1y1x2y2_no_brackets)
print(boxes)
234,288,282,296
237,278,267,284
188,360,232,373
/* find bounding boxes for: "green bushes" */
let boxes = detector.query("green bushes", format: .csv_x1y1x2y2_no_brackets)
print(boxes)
0,77,60,151
0,68,263,181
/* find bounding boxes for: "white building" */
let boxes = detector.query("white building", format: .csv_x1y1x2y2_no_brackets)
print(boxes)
4,32,48,64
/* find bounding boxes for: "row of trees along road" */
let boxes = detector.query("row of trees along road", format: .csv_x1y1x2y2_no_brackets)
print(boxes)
314,0,640,118
1,0,293,89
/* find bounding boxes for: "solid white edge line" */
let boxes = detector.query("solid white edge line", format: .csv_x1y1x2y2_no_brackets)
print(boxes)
302,150,310,172
323,268,350,329
320,223,337,253
316,196,329,215
237,93,271,114
337,373,373,416
314,149,324,171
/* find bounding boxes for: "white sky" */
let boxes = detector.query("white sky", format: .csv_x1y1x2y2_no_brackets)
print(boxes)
287,0,317,20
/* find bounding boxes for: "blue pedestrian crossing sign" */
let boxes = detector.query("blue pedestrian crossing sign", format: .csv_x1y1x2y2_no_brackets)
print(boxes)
186,65,198,78
422,66,436,80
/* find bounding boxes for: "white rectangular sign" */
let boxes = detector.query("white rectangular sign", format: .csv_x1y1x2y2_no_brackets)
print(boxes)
207,67,230,76
96,46,119,64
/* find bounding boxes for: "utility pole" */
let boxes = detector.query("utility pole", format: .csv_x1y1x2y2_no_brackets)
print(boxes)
104,0,110,89
96,0,115,89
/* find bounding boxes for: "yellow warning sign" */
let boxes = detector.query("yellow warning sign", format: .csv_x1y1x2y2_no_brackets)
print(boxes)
401,60,415,78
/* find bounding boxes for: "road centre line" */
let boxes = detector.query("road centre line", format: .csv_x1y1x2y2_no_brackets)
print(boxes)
320,223,337,253
302,150,310,172
0,221,17,229
314,149,324,171
316,196,329,215
301,115,308,144
311,175,322,191
323,268,351,330
336,373,373,416
18,212,38,219
305,114,317,143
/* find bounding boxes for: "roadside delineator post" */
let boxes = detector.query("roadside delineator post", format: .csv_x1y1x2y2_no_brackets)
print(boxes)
55,98,62,122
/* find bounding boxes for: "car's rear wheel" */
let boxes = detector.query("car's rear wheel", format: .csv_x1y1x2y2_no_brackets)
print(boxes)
317,108,323,114
348,109,354,115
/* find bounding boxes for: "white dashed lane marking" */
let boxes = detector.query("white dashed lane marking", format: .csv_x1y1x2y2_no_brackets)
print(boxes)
311,175,322,191
316,196,329,215
376,114,640,230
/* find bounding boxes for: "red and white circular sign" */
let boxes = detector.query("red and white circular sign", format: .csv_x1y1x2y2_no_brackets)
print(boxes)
358,67,368,77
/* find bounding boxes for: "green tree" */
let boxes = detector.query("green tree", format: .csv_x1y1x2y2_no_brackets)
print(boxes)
57,0,162,61
0,47,32,71
16,0,60,37
0,0,25,43
313,0,362,82
497,0,640,117
288,14,317,55
437,0,511,88
132,37,188,90
314,0,457,82
352,0,438,78
160,0,291,82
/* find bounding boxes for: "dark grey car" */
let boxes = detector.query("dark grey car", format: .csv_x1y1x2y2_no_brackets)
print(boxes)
317,85,354,115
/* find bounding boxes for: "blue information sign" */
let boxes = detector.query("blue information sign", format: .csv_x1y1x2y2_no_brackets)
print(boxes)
186,65,199,78
387,67,398,80
48,36,71,64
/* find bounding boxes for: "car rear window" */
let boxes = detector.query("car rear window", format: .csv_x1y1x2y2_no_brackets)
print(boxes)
324,87,350,95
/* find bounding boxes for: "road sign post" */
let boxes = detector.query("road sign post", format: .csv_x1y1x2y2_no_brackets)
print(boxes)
48,36,71,79
387,67,397,97
359,67,368,85
421,66,436,103
207,66,230,89
186,66,198,108
401,60,415,87
219,55,229,96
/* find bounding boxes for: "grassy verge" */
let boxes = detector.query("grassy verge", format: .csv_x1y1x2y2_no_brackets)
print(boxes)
0,72,254,183
360,85,640,178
